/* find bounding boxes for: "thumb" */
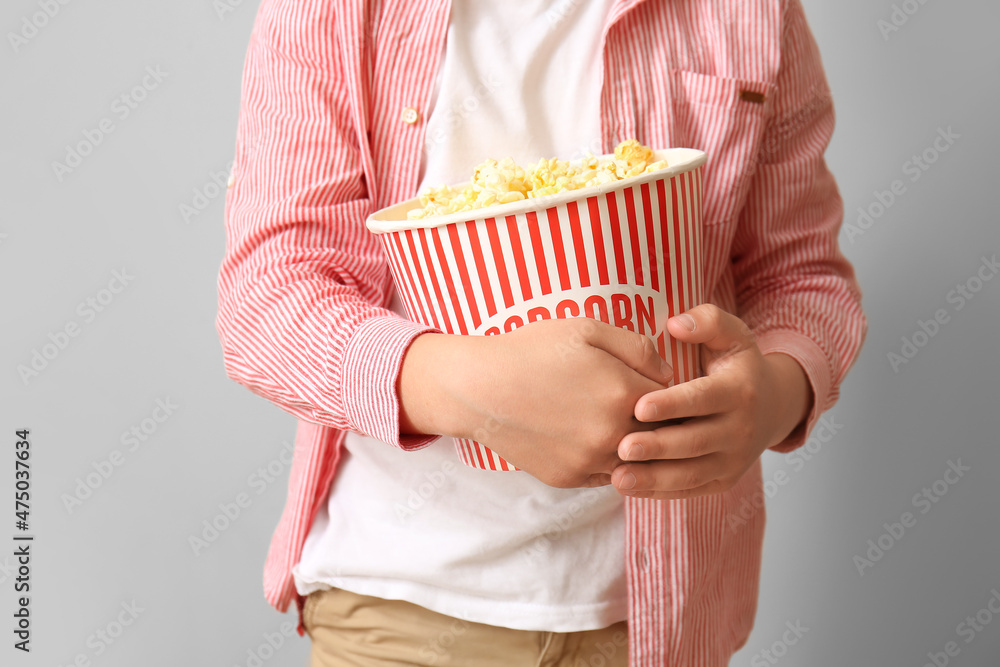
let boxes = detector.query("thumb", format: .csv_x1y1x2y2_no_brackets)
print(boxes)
582,318,673,385
666,304,756,354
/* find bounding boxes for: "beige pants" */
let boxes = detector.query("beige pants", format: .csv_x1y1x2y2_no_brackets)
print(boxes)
302,587,630,667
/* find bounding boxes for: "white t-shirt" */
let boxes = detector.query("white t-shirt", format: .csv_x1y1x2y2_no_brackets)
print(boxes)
293,0,626,632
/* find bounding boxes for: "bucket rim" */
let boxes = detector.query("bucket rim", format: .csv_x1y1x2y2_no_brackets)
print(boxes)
366,147,706,234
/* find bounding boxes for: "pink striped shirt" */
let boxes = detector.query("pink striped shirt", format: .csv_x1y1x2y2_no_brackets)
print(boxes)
217,0,866,664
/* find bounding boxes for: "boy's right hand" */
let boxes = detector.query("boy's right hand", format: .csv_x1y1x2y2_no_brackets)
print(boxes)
399,318,674,488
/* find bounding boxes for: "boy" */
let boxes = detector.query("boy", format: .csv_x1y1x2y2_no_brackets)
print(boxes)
217,0,866,665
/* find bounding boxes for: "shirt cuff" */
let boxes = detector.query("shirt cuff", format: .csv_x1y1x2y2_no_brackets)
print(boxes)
340,314,443,450
754,329,833,454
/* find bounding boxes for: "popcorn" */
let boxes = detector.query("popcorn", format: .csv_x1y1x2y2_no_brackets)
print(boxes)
407,139,667,220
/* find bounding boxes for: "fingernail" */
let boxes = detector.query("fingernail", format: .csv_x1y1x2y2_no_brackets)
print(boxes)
659,358,673,380
673,314,696,332
626,443,644,461
618,472,636,490
640,401,657,421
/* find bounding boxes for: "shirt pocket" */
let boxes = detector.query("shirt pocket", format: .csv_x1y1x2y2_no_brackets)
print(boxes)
670,70,775,226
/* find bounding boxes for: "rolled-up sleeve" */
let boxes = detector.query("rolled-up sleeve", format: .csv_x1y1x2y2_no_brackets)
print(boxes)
732,0,867,453
215,0,440,449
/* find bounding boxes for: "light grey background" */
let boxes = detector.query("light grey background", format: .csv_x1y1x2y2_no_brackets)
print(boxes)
1,1,997,665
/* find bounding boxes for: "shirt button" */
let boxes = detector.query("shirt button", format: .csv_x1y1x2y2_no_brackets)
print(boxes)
401,106,420,125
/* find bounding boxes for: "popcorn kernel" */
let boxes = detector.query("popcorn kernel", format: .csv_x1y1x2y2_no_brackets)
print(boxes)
407,140,666,220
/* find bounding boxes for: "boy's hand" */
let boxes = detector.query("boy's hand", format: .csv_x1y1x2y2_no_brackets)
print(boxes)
610,304,813,500
399,318,674,489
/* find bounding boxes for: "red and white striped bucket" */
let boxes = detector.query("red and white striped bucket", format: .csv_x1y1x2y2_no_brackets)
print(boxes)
367,148,707,471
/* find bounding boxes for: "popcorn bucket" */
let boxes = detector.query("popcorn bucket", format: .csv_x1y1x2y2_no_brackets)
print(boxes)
366,148,707,471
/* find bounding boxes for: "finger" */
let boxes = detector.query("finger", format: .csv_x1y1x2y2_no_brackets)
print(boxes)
632,375,736,422
582,318,673,385
618,415,727,461
582,473,612,488
611,455,721,495
665,304,755,354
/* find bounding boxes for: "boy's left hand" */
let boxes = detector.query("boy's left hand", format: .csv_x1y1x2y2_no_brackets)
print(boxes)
611,304,813,500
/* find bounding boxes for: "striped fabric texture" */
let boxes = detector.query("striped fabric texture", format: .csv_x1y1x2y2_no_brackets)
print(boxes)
216,0,867,665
